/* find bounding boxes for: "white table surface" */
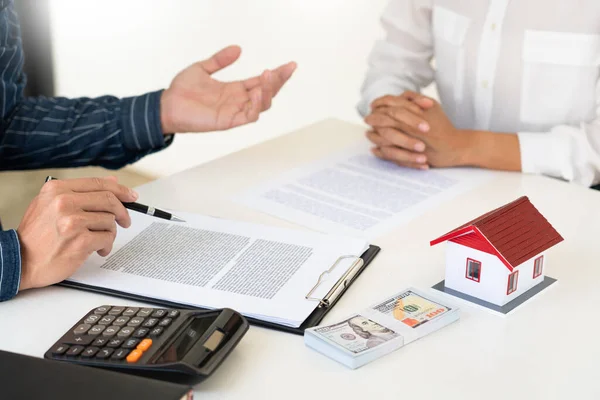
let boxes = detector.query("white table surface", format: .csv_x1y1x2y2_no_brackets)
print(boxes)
2,119,600,400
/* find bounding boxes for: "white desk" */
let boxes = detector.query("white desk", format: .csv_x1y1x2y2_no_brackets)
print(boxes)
2,119,600,400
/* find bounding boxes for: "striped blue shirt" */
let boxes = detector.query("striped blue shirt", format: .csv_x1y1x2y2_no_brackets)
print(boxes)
0,0,172,301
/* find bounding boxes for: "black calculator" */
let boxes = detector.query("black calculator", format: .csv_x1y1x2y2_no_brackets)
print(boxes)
44,305,249,384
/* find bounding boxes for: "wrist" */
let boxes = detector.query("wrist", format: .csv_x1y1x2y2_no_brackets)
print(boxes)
459,129,521,171
457,129,488,167
160,89,175,135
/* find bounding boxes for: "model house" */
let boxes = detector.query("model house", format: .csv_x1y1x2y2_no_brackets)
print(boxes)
430,196,563,307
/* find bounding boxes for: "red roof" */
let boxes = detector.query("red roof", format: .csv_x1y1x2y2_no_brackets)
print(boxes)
430,196,563,271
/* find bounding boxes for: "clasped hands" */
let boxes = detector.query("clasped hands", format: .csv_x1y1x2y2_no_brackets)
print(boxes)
365,91,475,169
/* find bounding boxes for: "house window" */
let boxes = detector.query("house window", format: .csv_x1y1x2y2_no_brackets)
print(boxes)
507,271,519,295
465,258,482,282
533,256,544,279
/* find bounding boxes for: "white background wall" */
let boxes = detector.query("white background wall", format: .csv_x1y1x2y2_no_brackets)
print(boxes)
47,0,399,178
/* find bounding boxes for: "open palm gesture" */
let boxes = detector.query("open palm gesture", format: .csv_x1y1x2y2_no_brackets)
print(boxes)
160,45,297,133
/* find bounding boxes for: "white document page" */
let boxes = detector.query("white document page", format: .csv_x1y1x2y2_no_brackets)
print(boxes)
68,212,369,328
236,144,493,239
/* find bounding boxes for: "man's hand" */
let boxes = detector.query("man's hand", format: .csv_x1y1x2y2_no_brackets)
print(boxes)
365,91,475,168
17,177,138,291
160,45,297,134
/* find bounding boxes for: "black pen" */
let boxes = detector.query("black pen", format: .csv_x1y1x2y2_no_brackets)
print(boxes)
45,176,186,223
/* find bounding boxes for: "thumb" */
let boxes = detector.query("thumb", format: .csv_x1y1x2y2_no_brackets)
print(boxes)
198,45,242,75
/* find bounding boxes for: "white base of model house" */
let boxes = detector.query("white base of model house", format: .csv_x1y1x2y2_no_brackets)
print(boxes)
432,276,557,315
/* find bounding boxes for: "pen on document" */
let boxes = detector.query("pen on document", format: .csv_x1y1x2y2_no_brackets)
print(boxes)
44,176,186,223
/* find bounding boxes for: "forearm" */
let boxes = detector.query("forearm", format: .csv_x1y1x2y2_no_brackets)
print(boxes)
0,91,172,171
462,130,522,172
0,230,21,302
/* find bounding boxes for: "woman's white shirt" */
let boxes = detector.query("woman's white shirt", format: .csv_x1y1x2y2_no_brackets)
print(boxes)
359,0,600,186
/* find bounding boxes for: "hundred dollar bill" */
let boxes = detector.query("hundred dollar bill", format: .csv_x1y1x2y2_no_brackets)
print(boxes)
312,315,399,354
372,289,452,328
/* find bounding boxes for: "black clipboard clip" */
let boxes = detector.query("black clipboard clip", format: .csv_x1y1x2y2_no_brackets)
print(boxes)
305,255,365,308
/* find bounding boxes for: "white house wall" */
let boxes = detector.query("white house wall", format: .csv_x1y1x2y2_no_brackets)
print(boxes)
445,242,508,306
501,251,547,306
445,242,548,306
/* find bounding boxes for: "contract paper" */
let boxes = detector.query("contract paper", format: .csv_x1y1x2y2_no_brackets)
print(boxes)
68,212,369,328
236,144,493,238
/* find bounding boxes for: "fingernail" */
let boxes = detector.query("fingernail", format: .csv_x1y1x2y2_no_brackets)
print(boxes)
416,155,427,163
130,189,139,200
420,165,430,170
414,142,425,151
418,122,430,132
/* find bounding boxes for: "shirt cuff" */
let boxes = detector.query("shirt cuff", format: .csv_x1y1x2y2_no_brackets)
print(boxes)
120,90,172,152
518,131,574,181
0,230,22,302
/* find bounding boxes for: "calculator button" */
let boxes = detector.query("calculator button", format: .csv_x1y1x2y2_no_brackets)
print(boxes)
117,326,135,338
81,347,99,358
96,348,114,359
102,326,120,337
92,338,108,347
149,327,164,337
67,335,94,345
122,339,140,349
73,324,92,335
113,317,130,327
167,310,180,318
142,318,159,328
88,325,106,336
151,309,167,318
133,328,150,338
137,339,153,352
94,306,110,315
84,315,101,325
137,308,153,317
51,344,69,356
111,349,130,361
98,315,116,325
107,339,123,348
158,318,172,327
122,307,139,317
66,345,85,357
108,307,125,316
127,317,145,327
126,349,143,363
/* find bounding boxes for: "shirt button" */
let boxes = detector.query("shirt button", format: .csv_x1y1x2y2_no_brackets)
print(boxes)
490,23,497,31
482,80,489,89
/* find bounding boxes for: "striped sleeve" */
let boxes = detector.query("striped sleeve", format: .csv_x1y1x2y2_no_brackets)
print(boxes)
0,0,172,172
0,229,20,302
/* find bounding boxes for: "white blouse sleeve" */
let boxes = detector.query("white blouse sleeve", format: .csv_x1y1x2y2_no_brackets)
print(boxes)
518,81,600,186
357,0,435,117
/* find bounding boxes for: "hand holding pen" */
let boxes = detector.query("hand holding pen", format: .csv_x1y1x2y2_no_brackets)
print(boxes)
17,176,185,292
46,176,185,222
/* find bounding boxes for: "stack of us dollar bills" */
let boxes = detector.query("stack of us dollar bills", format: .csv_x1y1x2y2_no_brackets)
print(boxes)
304,288,459,369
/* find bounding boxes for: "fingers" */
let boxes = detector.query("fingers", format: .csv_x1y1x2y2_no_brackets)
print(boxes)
366,130,394,147
371,92,436,111
242,62,297,97
365,109,429,137
270,62,297,96
371,145,428,167
44,177,138,203
80,230,118,258
198,45,242,75
260,70,273,111
377,127,426,152
72,191,131,228
229,87,262,128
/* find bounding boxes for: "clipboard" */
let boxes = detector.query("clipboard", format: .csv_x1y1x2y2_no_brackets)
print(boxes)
58,245,380,335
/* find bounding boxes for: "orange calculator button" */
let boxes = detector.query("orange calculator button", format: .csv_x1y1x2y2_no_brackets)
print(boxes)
126,349,143,363
137,339,153,352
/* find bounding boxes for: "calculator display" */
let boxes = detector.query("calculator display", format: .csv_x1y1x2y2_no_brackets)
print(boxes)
154,316,218,363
